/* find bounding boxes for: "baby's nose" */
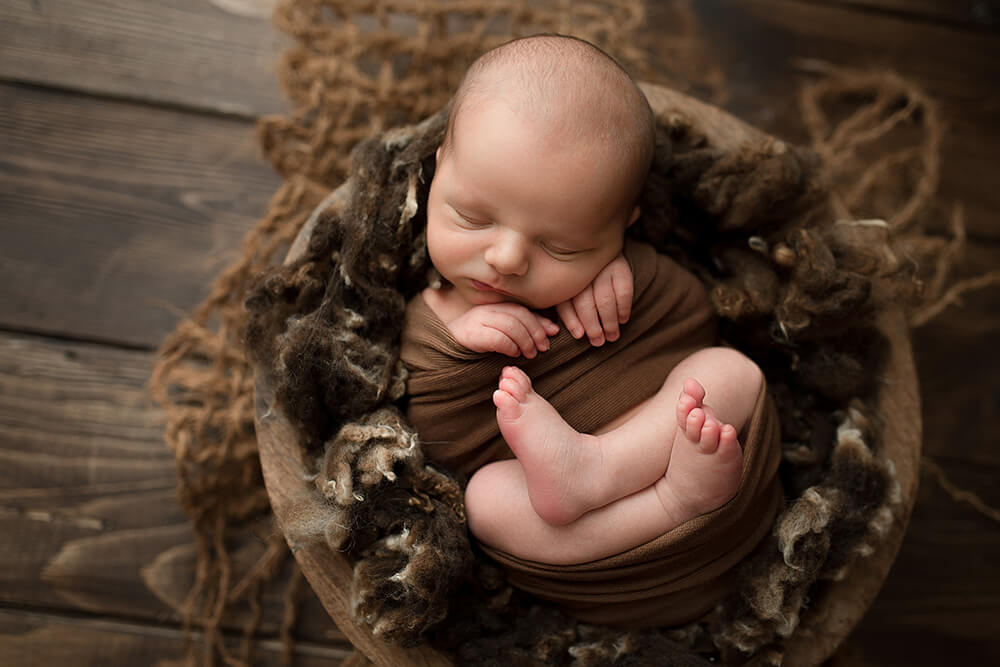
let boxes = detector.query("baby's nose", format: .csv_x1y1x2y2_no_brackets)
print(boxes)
484,233,529,276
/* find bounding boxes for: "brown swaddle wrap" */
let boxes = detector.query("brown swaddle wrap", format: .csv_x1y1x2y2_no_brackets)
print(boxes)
401,239,783,628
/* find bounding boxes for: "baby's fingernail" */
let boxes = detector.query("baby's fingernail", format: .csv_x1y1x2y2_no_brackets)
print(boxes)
592,336,605,346
572,327,584,338
607,330,619,342
539,340,549,351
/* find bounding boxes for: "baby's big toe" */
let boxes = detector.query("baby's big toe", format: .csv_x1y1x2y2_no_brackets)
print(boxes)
503,365,532,390
676,392,698,427
493,389,524,421
716,424,742,461
682,378,706,405
499,367,532,401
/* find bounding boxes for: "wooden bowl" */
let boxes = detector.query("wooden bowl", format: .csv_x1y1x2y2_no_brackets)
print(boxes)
254,83,921,666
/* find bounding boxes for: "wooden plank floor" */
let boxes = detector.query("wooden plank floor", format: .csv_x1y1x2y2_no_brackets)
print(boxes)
1,1,998,664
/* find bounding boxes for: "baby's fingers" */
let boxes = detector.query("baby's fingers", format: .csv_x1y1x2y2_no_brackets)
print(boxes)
572,287,606,346
609,260,633,324
556,301,585,339
538,315,560,338
507,309,557,355
497,322,539,358
483,309,550,358
591,272,621,342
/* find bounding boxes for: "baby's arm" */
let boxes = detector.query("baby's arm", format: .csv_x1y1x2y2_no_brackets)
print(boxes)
447,302,560,359
555,253,633,346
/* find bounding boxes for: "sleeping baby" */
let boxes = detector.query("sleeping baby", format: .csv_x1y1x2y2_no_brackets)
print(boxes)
400,34,782,627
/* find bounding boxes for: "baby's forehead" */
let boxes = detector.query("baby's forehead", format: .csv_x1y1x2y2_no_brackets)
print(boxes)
444,101,640,226
457,99,639,189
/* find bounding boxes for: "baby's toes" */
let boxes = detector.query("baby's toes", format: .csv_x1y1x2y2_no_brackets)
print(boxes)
493,389,524,420
499,367,531,400
685,407,706,442
676,392,698,428
682,378,706,405
716,424,742,461
699,419,721,453
497,378,526,403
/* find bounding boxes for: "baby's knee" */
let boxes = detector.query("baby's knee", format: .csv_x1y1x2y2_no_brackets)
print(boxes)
464,463,513,544
685,346,763,392
715,347,763,391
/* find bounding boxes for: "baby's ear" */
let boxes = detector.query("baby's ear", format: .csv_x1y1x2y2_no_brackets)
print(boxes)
628,205,640,227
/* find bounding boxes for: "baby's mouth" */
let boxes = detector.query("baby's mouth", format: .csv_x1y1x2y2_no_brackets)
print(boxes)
471,279,513,297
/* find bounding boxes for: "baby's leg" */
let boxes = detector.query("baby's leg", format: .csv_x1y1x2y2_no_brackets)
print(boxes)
469,348,763,563
490,348,762,525
466,458,694,564
623,347,763,523
491,367,606,525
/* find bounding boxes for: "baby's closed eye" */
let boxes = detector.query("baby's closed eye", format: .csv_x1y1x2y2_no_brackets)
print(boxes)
541,242,589,259
456,215,492,229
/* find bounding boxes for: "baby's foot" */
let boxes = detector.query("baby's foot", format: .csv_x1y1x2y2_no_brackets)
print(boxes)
655,379,743,525
493,366,601,525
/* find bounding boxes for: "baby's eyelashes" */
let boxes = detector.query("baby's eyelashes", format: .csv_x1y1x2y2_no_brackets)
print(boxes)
450,206,492,228
541,242,585,259
457,216,491,229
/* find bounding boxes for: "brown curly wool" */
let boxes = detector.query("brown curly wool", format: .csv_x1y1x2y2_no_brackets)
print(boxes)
246,115,446,444
244,85,901,663
714,404,899,660
246,113,487,644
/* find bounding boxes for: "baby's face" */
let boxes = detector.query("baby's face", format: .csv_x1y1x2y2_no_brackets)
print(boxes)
426,98,639,312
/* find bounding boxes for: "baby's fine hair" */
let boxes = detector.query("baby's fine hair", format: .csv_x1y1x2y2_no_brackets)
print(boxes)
441,34,657,204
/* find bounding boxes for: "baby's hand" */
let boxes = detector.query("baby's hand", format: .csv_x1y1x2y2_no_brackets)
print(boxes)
556,253,633,346
448,303,560,358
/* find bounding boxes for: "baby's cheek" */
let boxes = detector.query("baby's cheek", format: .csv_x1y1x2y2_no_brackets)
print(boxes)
428,230,465,277
425,220,448,265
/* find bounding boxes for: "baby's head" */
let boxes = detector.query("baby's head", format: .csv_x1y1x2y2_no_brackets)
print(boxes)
427,34,656,311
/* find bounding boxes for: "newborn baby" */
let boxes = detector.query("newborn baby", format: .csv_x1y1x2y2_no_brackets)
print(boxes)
400,34,780,625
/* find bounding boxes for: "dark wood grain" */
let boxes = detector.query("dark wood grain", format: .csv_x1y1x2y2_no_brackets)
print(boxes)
0,0,289,117
687,0,1000,241
816,0,1000,28
0,332,346,646
913,242,1000,466
845,243,1000,661
0,83,281,348
0,608,351,667
845,464,1000,664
